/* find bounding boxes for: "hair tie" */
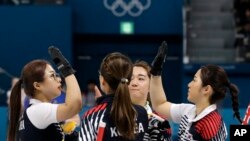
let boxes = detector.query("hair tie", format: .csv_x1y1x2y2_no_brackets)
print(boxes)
121,78,128,84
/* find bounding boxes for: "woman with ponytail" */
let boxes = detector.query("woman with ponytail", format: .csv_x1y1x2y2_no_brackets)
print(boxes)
79,52,148,141
8,47,82,141
149,41,242,141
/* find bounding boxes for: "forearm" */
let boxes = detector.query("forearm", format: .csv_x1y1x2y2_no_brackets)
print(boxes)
48,46,82,121
150,76,171,118
150,76,167,107
65,75,82,114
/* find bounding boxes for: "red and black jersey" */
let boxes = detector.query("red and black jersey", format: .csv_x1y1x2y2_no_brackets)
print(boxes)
171,103,227,141
189,110,227,141
79,94,149,141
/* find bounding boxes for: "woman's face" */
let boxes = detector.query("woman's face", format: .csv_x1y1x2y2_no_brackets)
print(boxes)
38,64,62,101
129,66,150,106
187,69,203,104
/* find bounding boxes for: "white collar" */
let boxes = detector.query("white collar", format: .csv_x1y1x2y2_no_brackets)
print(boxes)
189,104,217,122
29,98,43,105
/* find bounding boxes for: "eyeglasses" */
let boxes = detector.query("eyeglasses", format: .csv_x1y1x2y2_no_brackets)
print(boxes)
51,73,60,81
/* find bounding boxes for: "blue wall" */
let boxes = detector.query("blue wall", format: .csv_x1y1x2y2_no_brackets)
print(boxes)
0,107,7,141
0,5,73,106
68,0,183,35
0,1,249,140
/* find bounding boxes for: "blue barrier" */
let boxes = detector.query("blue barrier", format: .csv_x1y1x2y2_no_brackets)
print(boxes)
0,107,8,141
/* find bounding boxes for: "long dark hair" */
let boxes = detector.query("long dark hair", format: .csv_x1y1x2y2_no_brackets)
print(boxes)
100,52,137,140
8,59,49,141
200,64,242,123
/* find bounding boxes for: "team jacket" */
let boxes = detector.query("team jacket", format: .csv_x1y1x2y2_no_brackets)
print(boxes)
17,99,64,141
171,104,227,141
79,94,149,141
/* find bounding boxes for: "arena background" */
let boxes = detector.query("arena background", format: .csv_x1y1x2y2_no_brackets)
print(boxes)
0,0,249,140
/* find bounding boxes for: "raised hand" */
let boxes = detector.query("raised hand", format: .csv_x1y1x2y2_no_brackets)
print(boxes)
48,46,75,78
150,41,168,76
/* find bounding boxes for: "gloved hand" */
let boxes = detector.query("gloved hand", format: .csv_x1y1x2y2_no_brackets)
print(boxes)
150,41,168,76
48,46,75,78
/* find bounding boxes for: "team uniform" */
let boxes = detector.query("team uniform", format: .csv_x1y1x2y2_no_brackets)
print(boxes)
170,103,227,141
144,102,172,141
79,94,149,141
17,99,64,141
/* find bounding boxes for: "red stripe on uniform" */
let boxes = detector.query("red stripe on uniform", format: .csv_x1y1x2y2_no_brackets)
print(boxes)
83,103,108,118
195,111,222,140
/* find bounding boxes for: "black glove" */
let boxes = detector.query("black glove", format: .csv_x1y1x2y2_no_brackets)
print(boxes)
48,46,75,78
150,41,168,76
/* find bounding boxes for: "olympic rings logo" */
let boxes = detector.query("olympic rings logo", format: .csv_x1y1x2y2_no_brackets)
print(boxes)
103,0,151,17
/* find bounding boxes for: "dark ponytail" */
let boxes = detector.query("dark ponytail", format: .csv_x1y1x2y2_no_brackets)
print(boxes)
111,80,137,140
7,59,48,141
228,83,242,123
8,80,23,141
200,64,242,124
100,52,137,140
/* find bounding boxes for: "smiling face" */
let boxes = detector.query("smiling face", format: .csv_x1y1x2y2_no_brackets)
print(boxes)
129,66,150,106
